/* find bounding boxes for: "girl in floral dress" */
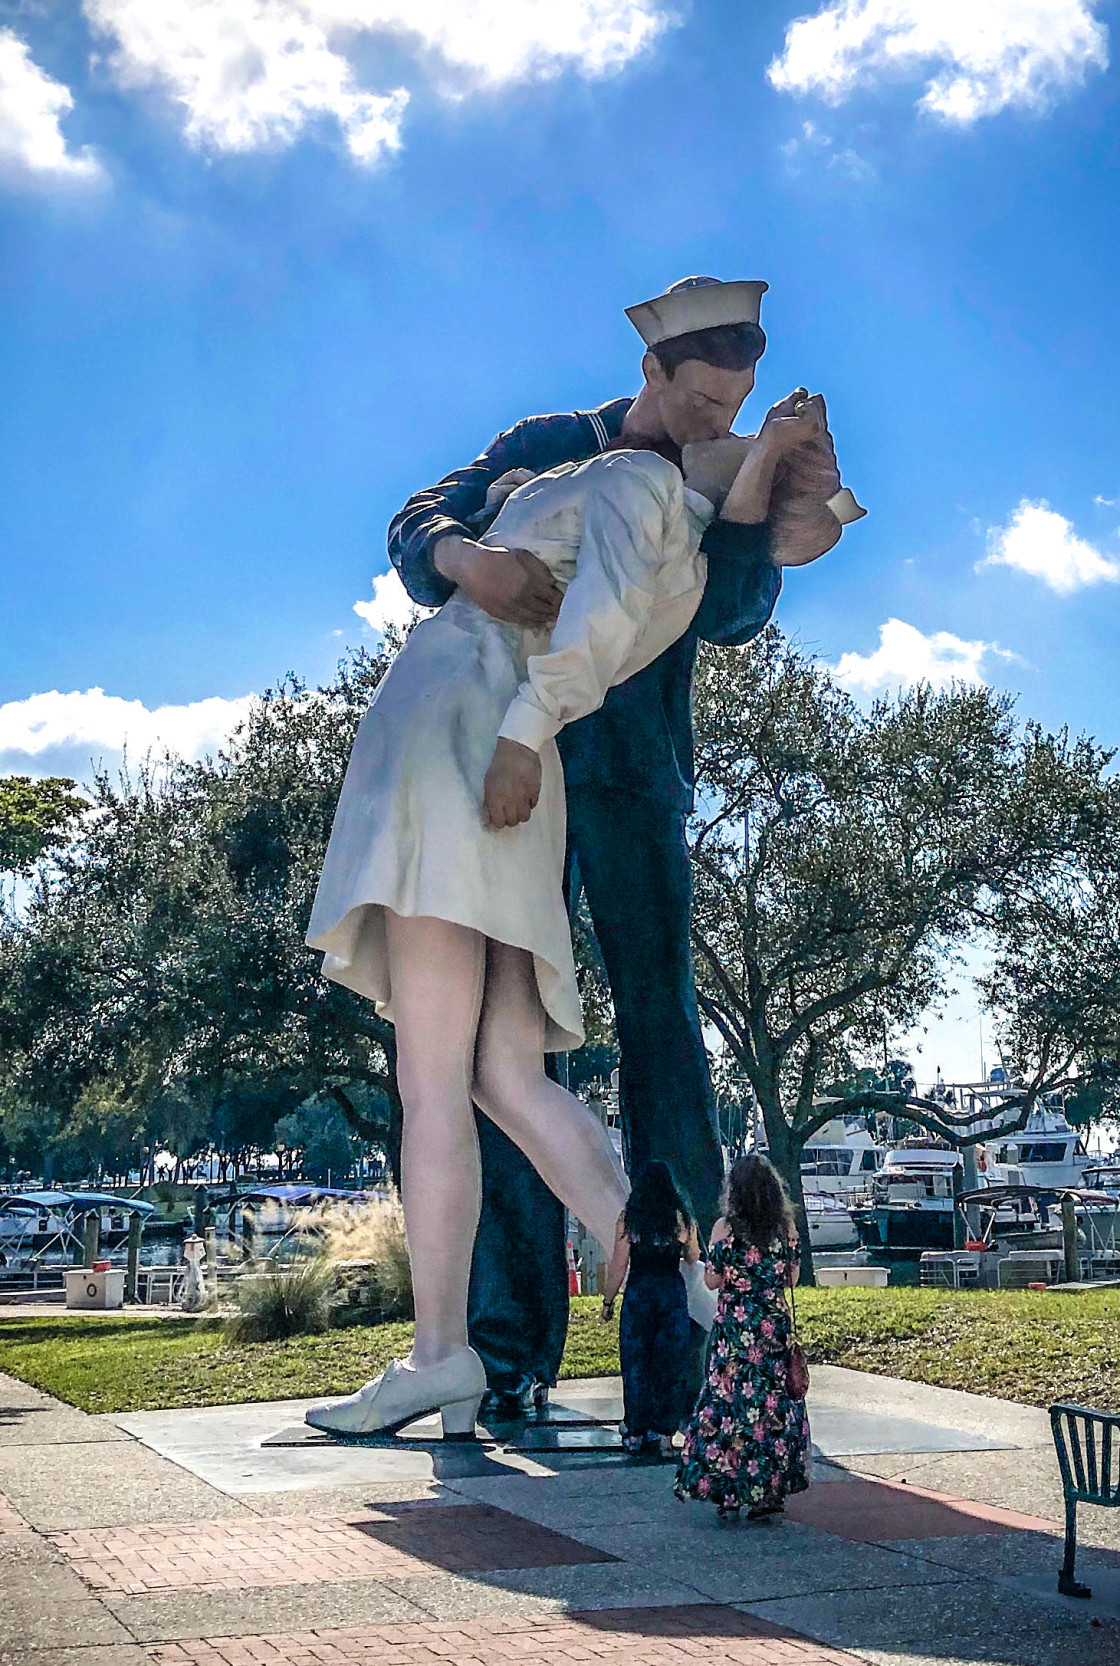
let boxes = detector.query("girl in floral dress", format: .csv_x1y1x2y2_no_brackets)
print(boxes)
675,1154,810,1522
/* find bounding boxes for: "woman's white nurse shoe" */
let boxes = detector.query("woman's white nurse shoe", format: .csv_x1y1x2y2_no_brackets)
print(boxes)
304,1345,486,1441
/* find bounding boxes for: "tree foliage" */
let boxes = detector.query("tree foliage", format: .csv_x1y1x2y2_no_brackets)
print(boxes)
689,628,1116,1272
0,776,86,875
274,1101,357,1185
0,652,401,1182
980,847,1120,1129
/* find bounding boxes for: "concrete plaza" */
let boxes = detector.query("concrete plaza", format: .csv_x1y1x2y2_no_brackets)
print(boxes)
1,1362,1118,1666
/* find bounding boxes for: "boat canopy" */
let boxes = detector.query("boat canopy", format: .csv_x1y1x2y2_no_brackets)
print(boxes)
958,1185,1115,1206
233,1185,369,1207
0,1190,157,1216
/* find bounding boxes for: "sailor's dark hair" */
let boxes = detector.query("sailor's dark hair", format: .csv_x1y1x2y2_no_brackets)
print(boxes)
651,321,766,379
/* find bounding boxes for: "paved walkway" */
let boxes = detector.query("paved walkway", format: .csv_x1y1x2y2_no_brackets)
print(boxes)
1,1363,1118,1666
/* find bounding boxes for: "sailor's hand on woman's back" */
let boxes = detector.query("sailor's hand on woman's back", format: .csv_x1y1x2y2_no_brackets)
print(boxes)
483,738,542,828
434,535,563,630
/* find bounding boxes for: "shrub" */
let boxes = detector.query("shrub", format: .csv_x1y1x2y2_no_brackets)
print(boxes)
225,1256,332,1344
302,1193,413,1324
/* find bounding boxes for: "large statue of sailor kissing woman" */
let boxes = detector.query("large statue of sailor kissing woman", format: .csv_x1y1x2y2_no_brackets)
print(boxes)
302,308,854,1438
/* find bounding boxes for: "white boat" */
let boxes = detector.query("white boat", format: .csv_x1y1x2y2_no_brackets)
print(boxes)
0,1191,158,1282
803,1191,859,1248
851,1145,962,1253
1044,1190,1120,1280
987,1102,1088,1192
799,1120,884,1198
1083,1162,1120,1197
0,1190,156,1255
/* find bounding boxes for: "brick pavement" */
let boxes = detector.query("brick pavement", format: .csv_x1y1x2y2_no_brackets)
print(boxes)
5,1363,1118,1665
144,1604,860,1666
785,1474,1058,1541
51,1503,614,1595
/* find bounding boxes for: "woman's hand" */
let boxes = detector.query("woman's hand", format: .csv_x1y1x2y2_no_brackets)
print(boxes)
600,1297,615,1323
484,468,537,512
720,392,826,525
758,389,827,462
483,738,542,829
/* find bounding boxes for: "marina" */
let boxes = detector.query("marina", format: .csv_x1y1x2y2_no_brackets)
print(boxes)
2,1078,1116,1304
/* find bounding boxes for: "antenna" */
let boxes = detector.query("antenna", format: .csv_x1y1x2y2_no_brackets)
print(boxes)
978,1010,986,1084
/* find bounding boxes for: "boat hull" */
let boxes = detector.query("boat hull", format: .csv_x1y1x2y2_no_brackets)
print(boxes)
853,1205,955,1254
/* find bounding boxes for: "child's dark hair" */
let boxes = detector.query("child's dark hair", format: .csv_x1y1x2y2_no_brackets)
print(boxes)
623,1159,692,1246
724,1153,796,1248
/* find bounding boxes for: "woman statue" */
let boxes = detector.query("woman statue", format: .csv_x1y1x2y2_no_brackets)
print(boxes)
302,405,826,1439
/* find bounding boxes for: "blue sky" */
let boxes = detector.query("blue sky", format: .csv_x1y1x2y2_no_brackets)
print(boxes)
2,0,1119,1081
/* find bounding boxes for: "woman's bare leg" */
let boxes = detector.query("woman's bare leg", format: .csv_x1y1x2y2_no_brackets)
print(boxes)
472,941,629,1250
385,910,486,1368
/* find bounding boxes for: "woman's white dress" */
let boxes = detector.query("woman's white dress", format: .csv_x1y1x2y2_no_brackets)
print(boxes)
306,449,714,1051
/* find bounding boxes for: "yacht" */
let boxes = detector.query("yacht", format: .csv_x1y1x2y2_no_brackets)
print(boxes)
850,1145,961,1253
803,1191,859,1248
799,1120,884,1198
986,1101,1088,1192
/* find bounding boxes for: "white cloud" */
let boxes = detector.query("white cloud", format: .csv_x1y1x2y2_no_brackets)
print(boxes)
0,29,102,183
353,569,429,637
981,498,1119,593
85,0,409,164
0,687,255,777
84,0,667,165
768,1,1108,125
779,117,876,180
831,617,1002,692
352,0,667,86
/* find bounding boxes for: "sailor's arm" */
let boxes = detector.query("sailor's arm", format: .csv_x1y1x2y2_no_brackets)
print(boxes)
693,519,782,647
387,418,567,627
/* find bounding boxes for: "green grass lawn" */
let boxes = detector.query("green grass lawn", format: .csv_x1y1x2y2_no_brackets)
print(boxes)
1,1288,1118,1415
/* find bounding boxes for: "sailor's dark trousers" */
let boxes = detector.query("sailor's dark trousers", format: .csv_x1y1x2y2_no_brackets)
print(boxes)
466,788,723,1391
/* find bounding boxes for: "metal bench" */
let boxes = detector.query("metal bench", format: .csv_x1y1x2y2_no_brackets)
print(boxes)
1049,1402,1120,1598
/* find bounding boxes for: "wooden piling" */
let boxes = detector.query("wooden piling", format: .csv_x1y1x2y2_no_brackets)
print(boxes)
952,1161,966,1250
82,1211,100,1268
1061,1193,1079,1283
125,1211,143,1302
203,1225,217,1300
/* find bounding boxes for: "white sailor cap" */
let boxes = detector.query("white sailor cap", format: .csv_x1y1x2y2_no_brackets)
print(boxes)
625,275,768,347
